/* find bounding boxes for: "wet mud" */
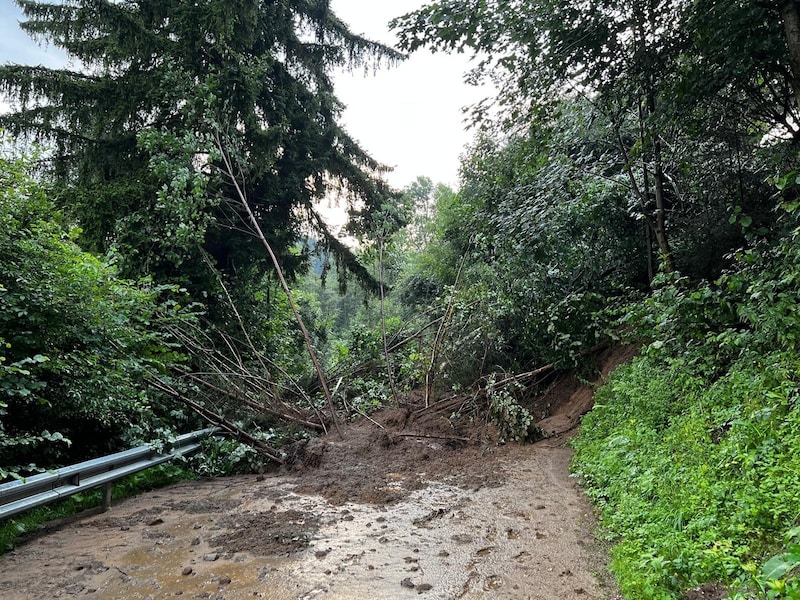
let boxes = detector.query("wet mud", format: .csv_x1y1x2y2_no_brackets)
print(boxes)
0,348,635,599
0,444,614,599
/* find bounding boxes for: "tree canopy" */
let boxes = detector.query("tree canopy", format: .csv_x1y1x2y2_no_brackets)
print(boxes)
0,0,402,301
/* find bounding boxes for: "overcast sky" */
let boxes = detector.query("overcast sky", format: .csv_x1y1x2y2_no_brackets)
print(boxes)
0,1,487,189
329,0,489,188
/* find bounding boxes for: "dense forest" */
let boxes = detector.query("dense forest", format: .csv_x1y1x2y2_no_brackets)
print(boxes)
1,0,800,598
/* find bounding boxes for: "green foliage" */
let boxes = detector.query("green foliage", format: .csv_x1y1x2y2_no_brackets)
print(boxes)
395,0,795,285
485,376,536,443
731,528,800,600
393,1,797,137
394,103,644,385
573,218,800,598
0,144,194,476
342,376,390,417
0,0,400,322
189,436,274,477
574,350,800,598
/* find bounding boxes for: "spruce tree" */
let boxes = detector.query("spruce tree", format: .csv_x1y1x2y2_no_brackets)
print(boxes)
0,0,400,299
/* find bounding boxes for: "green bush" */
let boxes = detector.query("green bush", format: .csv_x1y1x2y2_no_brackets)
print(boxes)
574,351,800,598
0,146,194,478
573,219,800,598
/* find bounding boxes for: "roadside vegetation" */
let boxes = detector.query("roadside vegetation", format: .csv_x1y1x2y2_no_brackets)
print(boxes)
1,1,799,597
573,216,800,598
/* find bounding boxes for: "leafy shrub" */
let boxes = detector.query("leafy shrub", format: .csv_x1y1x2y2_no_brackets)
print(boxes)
189,435,275,476
731,527,800,599
573,220,800,598
486,376,537,442
0,146,194,477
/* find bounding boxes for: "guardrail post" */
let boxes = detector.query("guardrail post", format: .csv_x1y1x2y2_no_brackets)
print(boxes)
102,483,113,511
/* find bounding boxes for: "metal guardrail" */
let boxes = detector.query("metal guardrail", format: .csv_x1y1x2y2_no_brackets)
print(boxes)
0,428,218,521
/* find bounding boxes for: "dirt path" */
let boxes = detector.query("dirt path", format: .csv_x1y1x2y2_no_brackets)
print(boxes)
0,439,614,600
0,349,634,599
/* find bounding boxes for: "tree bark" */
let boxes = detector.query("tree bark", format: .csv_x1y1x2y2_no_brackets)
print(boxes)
651,131,675,272
781,1,800,112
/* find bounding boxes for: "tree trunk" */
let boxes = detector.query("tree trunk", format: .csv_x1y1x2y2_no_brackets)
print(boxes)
378,234,399,406
781,1,800,112
646,91,675,273
651,136,675,272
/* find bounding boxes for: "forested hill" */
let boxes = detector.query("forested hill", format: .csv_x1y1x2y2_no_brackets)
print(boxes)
2,1,800,598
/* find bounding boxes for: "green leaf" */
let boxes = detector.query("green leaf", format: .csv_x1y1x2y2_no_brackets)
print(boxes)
762,555,795,580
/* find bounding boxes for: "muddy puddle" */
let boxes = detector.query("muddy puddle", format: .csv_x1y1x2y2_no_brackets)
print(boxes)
0,443,613,600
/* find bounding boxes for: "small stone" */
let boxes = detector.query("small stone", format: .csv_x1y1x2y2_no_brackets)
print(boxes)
203,553,220,562
485,575,503,590
535,504,546,510
417,583,433,592
218,576,232,585
181,567,193,576
314,549,330,559
400,578,415,589
120,526,130,531
191,538,201,546
147,518,164,526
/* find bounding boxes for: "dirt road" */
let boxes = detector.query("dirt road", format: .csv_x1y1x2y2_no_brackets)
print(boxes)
0,439,617,599
0,351,635,599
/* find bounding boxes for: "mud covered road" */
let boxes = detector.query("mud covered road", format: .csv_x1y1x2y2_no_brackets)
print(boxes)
0,441,614,599
0,349,635,599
